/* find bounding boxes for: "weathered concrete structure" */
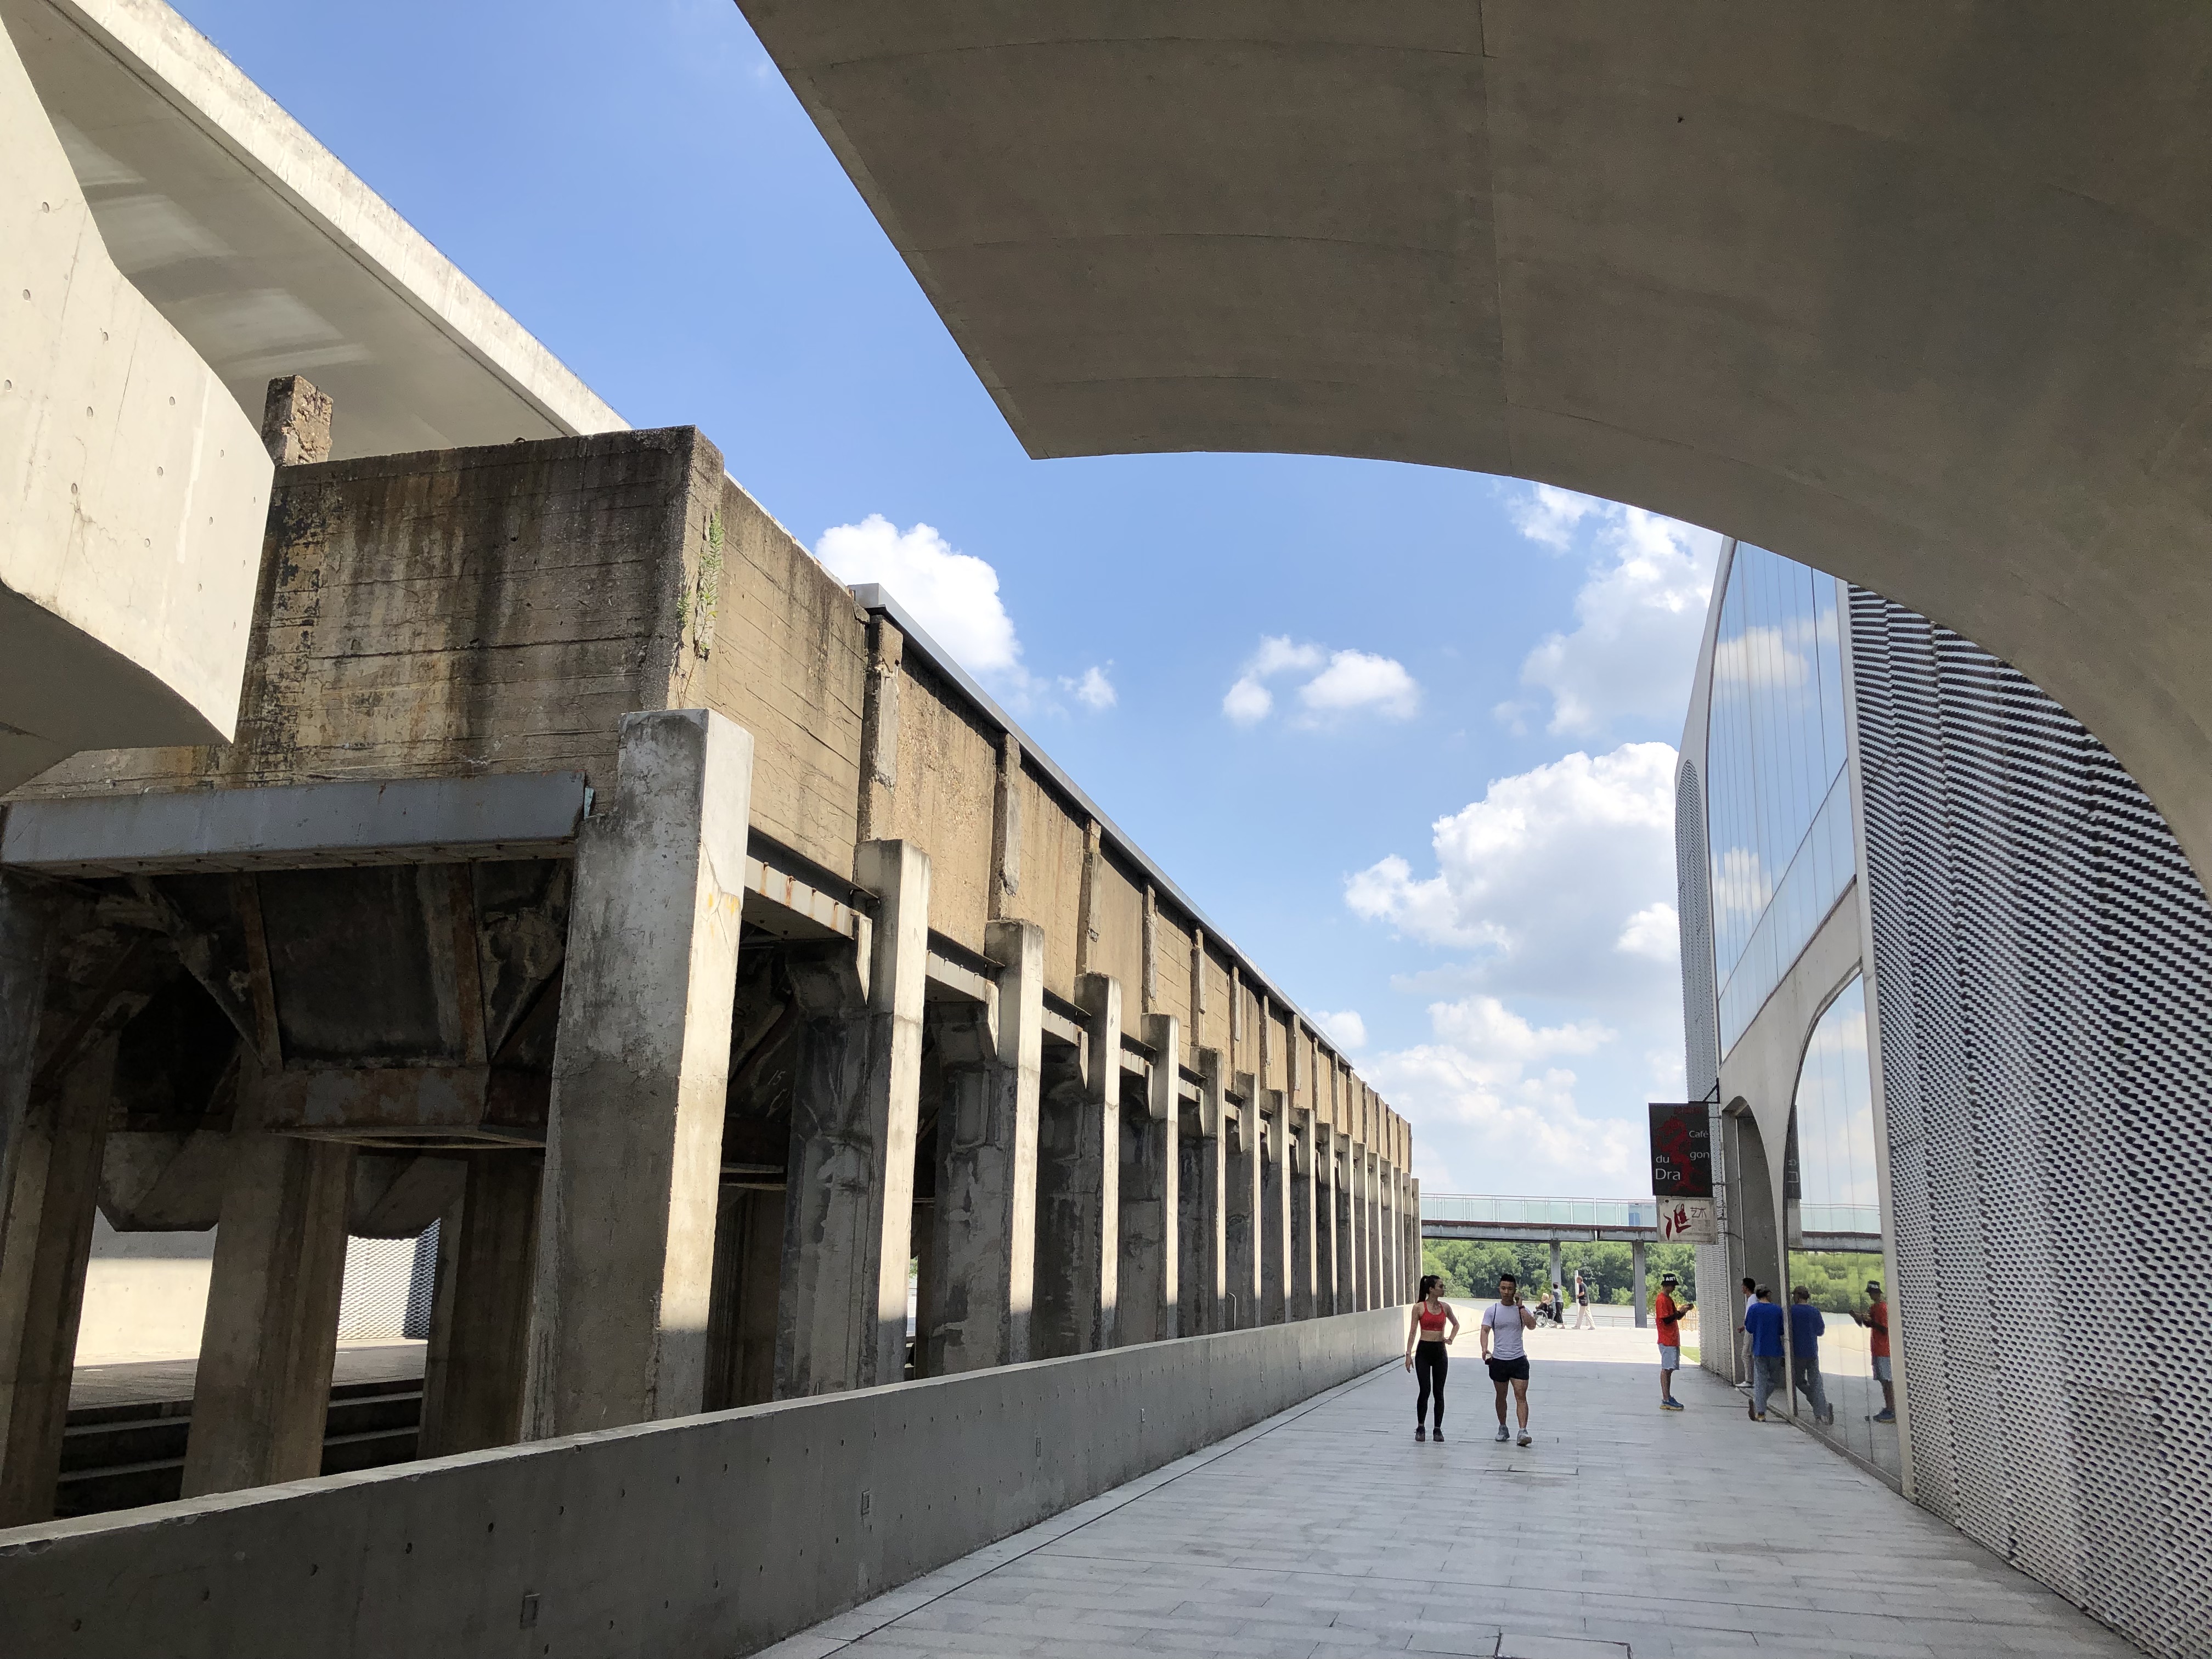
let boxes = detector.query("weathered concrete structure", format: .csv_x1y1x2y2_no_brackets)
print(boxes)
0,417,1413,1546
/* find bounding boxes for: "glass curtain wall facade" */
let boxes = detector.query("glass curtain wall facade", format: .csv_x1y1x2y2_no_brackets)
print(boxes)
1705,547,1856,1053
1791,978,1880,1238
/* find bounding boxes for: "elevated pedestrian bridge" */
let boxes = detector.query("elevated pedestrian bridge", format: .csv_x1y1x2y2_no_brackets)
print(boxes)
1421,1192,1882,1252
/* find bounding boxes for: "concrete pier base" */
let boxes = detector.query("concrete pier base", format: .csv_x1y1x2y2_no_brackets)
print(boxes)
776,839,929,1396
526,709,753,1437
922,919,1042,1375
182,1073,353,1498
1177,1048,1226,1337
420,1152,541,1456
1115,1012,1178,1346
0,1034,110,1523
1034,973,1120,1357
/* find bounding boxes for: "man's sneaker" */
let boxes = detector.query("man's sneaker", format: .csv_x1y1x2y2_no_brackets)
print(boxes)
1415,1425,1426,1441
1516,1429,1532,1447
1661,1399,1684,1412
1872,1408,1897,1423
1821,1407,1836,1425
1494,1424,1510,1442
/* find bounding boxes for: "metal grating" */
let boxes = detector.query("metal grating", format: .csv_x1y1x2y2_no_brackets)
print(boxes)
1851,589,2212,1656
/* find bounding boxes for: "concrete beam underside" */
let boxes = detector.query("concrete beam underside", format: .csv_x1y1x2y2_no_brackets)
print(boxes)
738,2,2212,898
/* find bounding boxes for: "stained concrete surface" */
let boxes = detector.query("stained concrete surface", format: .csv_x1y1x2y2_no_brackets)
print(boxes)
762,1325,2140,1659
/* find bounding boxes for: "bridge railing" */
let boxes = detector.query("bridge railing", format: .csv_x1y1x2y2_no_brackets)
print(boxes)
1421,1193,1658,1229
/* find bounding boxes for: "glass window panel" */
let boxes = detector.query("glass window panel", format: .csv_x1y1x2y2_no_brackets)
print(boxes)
1707,545,1859,1054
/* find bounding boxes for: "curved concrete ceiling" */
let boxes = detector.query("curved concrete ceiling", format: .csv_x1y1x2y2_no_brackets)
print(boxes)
740,2,2212,878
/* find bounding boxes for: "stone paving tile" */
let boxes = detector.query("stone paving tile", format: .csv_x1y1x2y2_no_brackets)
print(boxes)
762,1335,2148,1659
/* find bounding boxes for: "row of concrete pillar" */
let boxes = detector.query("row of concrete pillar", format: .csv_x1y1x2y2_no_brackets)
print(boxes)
0,712,1417,1522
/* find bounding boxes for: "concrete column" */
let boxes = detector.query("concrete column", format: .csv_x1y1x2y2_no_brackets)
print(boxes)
1409,1176,1422,1308
1632,1239,1649,1329
1177,1048,1226,1335
0,1030,111,1525
1035,973,1121,1356
1309,1132,1327,1309
527,709,751,1435
1362,1159,1380,1309
1263,1093,1294,1323
776,838,930,1396
1345,1143,1365,1311
420,1152,540,1456
923,918,1043,1374
1223,1078,1262,1329
183,1063,354,1497
1548,1238,1565,1304
1289,1107,1316,1321
704,1186,783,1409
1374,1160,1392,1307
1115,1012,1180,1344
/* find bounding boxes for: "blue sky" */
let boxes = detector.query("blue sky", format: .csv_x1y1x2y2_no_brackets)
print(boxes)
172,0,1724,1197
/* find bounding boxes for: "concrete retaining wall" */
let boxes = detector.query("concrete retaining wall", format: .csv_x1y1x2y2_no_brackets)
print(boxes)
0,1305,1406,1657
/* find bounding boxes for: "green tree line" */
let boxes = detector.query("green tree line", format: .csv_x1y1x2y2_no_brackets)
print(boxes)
1420,1239,1700,1306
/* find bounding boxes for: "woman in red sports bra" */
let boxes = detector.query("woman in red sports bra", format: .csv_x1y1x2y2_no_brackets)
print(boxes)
1404,1274,1460,1441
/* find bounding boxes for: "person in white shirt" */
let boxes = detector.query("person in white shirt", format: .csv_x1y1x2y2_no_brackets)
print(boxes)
1482,1271,1538,1447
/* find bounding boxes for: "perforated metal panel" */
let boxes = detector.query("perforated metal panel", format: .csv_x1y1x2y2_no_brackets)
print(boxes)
1852,589,2212,1656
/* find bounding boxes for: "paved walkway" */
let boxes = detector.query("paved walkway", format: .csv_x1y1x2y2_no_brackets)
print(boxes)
762,1327,2141,1659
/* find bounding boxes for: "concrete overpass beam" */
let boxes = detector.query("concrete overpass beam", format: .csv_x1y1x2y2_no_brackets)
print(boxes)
182,1060,353,1497
1177,1047,1227,1336
419,1151,540,1456
1034,972,1121,1356
525,710,752,1433
1115,1011,1179,1345
0,1023,110,1523
775,837,929,1396
922,918,1044,1374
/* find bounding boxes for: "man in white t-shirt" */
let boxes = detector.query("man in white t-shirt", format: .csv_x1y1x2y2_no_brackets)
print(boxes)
1482,1271,1538,1447
1572,1269,1597,1330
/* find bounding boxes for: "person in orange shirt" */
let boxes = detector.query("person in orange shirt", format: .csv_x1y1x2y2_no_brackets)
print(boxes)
1654,1273,1693,1411
1855,1279,1896,1423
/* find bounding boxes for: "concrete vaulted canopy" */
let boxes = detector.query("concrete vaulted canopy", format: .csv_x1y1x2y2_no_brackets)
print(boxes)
741,1,2212,877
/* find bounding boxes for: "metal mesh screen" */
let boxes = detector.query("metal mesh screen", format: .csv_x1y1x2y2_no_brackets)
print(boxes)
335,1223,439,1341
1851,588,2212,1656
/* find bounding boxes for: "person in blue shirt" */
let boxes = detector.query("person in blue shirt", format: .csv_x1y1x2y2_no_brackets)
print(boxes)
1788,1286,1835,1425
1742,1286,1786,1421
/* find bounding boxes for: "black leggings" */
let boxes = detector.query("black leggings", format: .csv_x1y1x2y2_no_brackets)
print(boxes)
1414,1342,1448,1426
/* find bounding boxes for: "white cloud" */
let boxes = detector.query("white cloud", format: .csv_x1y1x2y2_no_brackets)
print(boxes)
1615,902,1679,963
1506,483,1604,551
1364,996,1641,1194
1066,664,1116,710
1223,636,1419,729
1499,490,1723,737
814,514,1113,718
1348,742,1687,1198
1223,678,1273,725
816,515,1019,674
1313,1009,1368,1052
1346,743,1676,1000
1297,651,1420,722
